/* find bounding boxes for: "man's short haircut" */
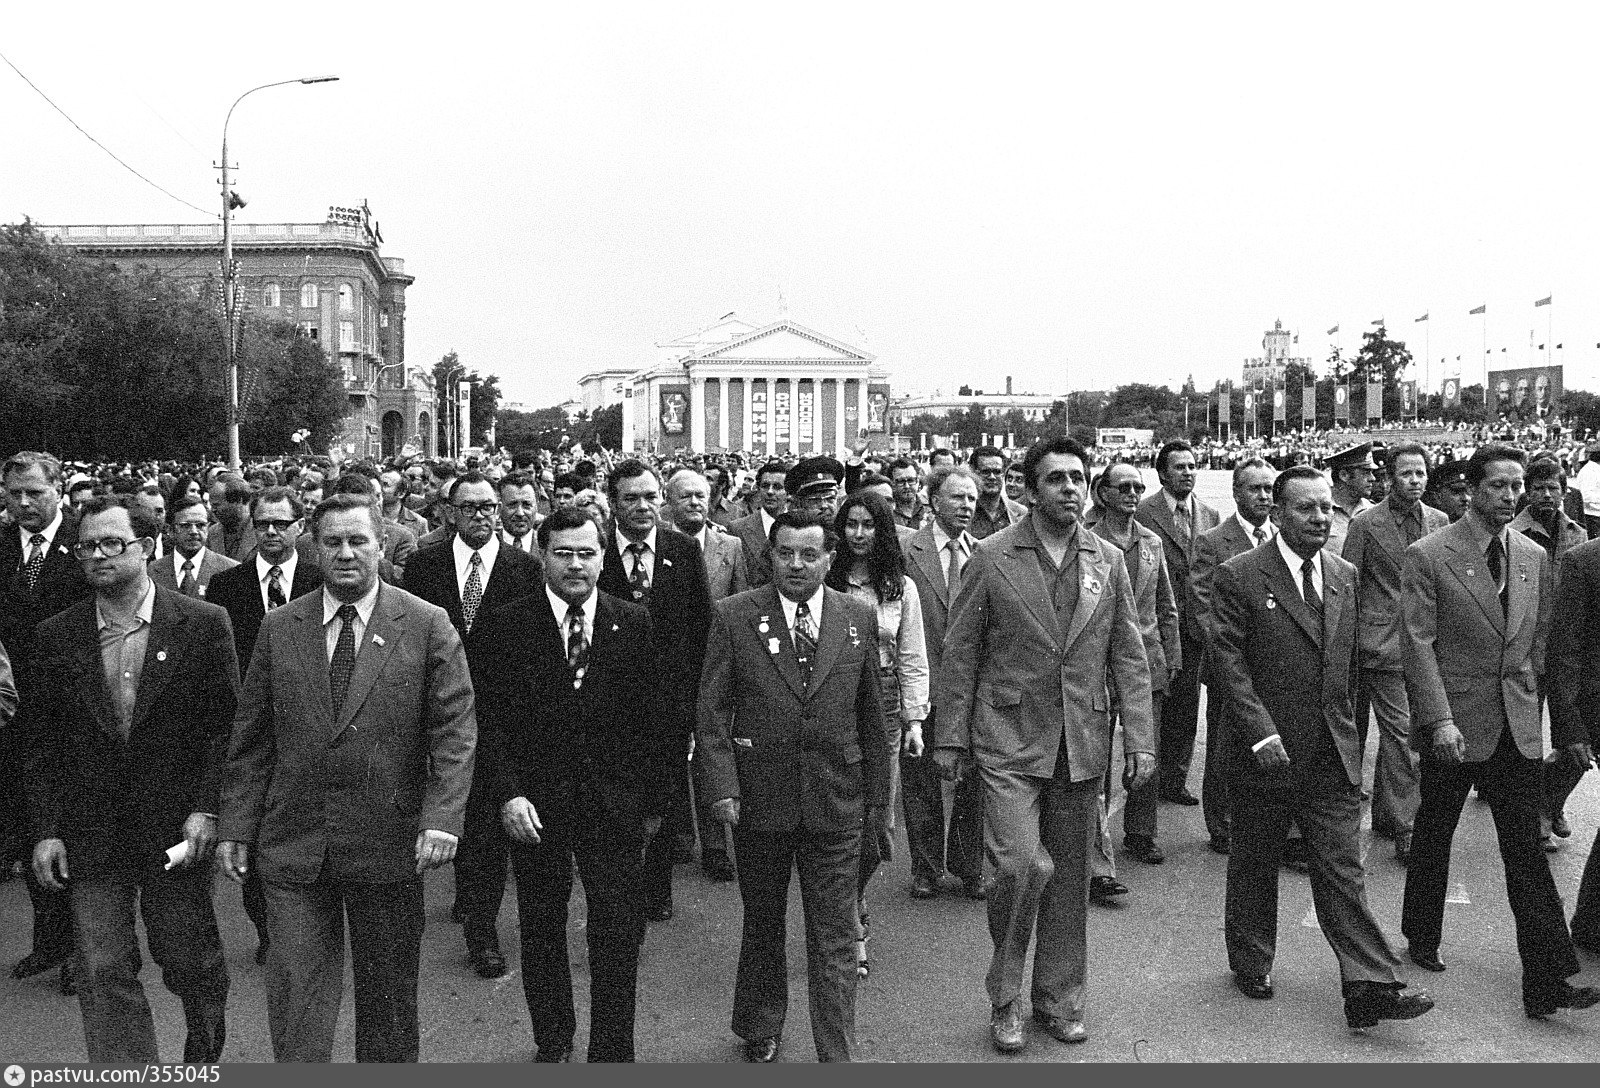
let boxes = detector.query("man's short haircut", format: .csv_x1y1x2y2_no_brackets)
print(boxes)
928,449,956,465
339,462,380,483
308,492,381,537
1154,440,1194,477
250,486,305,521
930,463,982,501
1526,455,1564,488
971,445,1007,468
855,471,891,492
217,477,252,506
1022,436,1091,492
665,468,708,498
3,450,63,486
1464,443,1528,488
1383,442,1431,476
429,460,458,482
553,471,585,494
78,493,162,543
757,459,789,482
381,469,409,497
767,509,837,553
537,504,607,551
1272,464,1326,506
606,459,658,501
445,471,493,503
888,457,919,479
332,474,383,503
245,466,280,489
1231,457,1274,486
167,495,209,525
499,470,538,494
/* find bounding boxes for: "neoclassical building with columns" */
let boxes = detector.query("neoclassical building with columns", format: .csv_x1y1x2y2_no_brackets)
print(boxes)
620,314,889,457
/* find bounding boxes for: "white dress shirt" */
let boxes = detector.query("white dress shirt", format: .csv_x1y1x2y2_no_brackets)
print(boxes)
615,526,658,582
171,546,211,586
501,529,536,553
1237,513,1275,547
452,533,500,599
546,585,596,646
255,551,300,612
1277,535,1322,603
321,581,381,662
17,508,64,556
778,585,827,641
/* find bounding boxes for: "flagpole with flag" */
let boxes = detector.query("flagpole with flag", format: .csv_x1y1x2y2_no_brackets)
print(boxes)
1536,295,1552,366
1416,311,1430,399
1470,303,1487,396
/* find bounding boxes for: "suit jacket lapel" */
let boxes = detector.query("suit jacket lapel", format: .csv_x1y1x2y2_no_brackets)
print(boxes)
756,587,807,700
993,543,1062,642
807,591,850,697
289,595,336,731
335,585,403,732
1062,544,1110,654
1322,561,1349,664
1442,532,1504,634
71,606,122,738
908,532,949,608
1372,504,1408,569
1505,537,1536,642
1149,499,1190,560
1265,549,1322,647
129,589,185,729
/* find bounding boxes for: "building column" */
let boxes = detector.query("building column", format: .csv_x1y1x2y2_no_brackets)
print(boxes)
811,374,823,453
621,383,636,454
742,377,754,453
718,377,730,449
689,375,706,451
834,377,847,456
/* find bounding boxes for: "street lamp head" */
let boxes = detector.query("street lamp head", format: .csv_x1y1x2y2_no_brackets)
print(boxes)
300,75,340,84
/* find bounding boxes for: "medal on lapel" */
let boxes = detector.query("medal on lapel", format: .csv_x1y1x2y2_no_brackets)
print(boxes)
1083,576,1101,595
1266,592,1278,610
849,624,860,648
768,637,781,655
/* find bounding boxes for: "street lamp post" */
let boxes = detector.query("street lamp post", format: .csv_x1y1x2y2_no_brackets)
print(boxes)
441,363,465,460
220,75,339,472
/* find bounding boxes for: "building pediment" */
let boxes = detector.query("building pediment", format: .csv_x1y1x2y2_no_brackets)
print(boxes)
692,321,874,364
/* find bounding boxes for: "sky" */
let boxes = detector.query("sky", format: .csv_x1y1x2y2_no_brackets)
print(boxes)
6,3,1600,410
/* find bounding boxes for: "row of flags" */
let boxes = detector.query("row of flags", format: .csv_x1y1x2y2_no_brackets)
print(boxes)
1217,379,1421,425
1325,296,1553,336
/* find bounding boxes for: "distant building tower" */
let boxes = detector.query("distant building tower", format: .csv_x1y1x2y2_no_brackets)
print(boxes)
1242,318,1310,386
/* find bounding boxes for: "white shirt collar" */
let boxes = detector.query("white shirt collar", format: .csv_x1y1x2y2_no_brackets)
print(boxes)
778,585,827,632
256,550,298,583
322,580,381,627
931,520,972,554
1163,488,1191,516
453,531,500,571
502,528,535,551
173,545,208,581
759,509,776,537
1275,534,1322,593
546,585,596,635
1236,513,1274,543
615,524,657,560
96,578,155,631
19,508,64,551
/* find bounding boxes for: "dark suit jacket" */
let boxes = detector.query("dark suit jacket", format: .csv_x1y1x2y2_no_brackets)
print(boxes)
729,511,774,589
0,514,91,703
1084,511,1182,689
600,526,711,727
1208,544,1363,785
1190,517,1260,655
1341,498,1448,671
402,538,541,641
219,582,477,884
27,587,240,874
205,558,324,677
1134,491,1220,644
206,520,259,565
902,524,959,682
473,590,667,817
1550,538,1600,750
697,585,891,835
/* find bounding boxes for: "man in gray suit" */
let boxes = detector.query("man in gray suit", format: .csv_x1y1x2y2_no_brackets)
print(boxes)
1210,466,1434,1029
937,437,1154,1052
1400,444,1598,1019
218,493,477,1062
969,446,1028,541
1342,443,1448,864
728,460,789,589
151,496,237,599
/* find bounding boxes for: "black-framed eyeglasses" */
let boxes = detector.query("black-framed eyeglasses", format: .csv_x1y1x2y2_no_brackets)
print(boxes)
73,537,143,559
1108,481,1146,495
253,519,298,533
453,501,498,517
550,547,601,563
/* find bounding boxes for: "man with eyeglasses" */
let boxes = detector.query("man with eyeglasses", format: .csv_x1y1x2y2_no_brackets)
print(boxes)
28,494,237,1061
785,456,845,525
889,458,930,531
471,507,666,1062
730,460,789,588
403,471,540,980
151,496,236,599
969,447,1027,541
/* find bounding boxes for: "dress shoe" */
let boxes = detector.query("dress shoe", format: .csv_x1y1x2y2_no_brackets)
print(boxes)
990,1002,1026,1053
1032,1011,1087,1044
1572,933,1600,956
1407,946,1446,973
1344,982,1434,1030
1125,835,1165,864
1162,787,1201,806
254,938,271,966
1552,811,1572,838
645,903,674,922
703,853,736,882
1208,835,1231,856
962,879,987,900
910,875,939,899
1526,981,1600,1019
1090,876,1129,902
533,1044,572,1062
1393,834,1412,866
12,951,65,980
469,948,508,979
742,1035,780,1063
1234,973,1273,1000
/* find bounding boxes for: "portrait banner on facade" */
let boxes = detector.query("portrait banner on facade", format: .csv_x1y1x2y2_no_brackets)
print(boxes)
1488,365,1562,419
659,386,688,436
1401,380,1418,418
1302,378,1316,423
1366,381,1383,422
1334,383,1349,421
1442,377,1461,409
1272,384,1286,422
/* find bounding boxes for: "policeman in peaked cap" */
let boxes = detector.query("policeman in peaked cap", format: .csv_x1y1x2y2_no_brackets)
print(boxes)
785,455,845,521
1326,442,1378,555
1424,457,1471,524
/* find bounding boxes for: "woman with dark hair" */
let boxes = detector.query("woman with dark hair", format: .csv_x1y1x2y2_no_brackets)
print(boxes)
165,474,204,513
827,490,930,978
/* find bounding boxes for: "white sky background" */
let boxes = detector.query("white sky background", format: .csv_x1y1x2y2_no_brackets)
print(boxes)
5,2,1600,409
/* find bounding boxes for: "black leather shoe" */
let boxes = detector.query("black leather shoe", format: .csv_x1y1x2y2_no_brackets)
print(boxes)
12,951,65,980
1526,981,1600,1018
962,879,987,900
58,962,78,997
1162,788,1201,806
1208,835,1231,856
533,1044,572,1062
1090,875,1129,902
1125,835,1165,864
1234,973,1273,999
910,875,939,899
990,1002,1026,1053
1572,934,1600,956
469,948,508,979
742,1035,780,1063
646,903,674,922
703,853,736,882
1407,946,1446,973
1345,983,1434,1029
1032,1011,1087,1044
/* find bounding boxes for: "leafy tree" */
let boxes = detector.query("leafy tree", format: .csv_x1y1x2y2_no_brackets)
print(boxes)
238,321,346,454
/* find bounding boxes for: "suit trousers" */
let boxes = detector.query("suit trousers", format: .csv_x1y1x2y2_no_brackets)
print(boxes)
1365,669,1421,838
1092,695,1164,879
1223,748,1403,985
1569,826,1600,945
899,713,983,886
261,872,424,1062
1159,639,1203,793
24,867,73,963
732,824,861,1062
640,727,694,910
1201,682,1231,840
980,766,1097,1018
1401,726,1580,999
70,861,229,1062
509,800,645,1062
455,777,510,955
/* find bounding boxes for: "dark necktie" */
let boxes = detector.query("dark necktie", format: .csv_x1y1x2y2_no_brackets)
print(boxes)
21,534,46,590
179,558,198,596
329,604,358,715
1174,503,1191,545
628,542,650,600
1253,527,1267,547
1301,558,1323,633
566,607,589,689
462,551,484,633
1401,508,1423,547
945,539,965,593
794,601,818,684
1487,535,1508,618
266,565,286,609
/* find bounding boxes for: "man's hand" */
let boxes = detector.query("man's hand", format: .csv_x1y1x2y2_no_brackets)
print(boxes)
218,841,250,884
1125,751,1156,791
32,838,68,890
414,829,458,873
1253,735,1291,769
711,797,740,827
1432,723,1467,765
1567,741,1595,772
902,722,925,758
933,748,973,783
182,812,218,868
501,797,543,845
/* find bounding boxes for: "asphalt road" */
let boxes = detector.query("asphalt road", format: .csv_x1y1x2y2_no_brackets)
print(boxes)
5,470,1597,1062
